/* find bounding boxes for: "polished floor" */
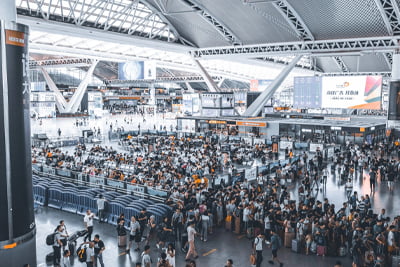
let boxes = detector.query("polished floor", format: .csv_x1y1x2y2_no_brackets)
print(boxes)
35,166,400,267
35,206,353,267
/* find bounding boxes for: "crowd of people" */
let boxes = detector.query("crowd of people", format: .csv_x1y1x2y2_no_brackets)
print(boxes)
39,131,400,267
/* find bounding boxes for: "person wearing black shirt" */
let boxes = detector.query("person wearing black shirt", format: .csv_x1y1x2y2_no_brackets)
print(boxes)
369,169,376,192
93,234,105,267
138,208,149,236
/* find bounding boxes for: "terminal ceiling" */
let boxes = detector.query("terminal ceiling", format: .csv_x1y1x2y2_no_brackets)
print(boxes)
17,0,399,79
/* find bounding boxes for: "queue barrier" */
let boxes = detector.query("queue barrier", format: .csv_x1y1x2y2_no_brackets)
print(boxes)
33,164,169,201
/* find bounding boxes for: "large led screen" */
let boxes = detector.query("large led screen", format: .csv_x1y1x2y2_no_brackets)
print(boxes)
321,76,382,109
293,75,382,110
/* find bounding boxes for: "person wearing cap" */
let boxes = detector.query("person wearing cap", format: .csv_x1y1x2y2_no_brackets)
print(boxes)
185,220,198,261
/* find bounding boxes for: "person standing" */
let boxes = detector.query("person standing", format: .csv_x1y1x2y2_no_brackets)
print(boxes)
185,221,199,261
53,225,63,267
93,234,105,267
200,211,210,242
59,220,69,249
141,245,152,267
84,210,95,242
369,169,376,193
96,195,107,223
166,243,176,267
127,216,141,252
58,128,62,137
268,230,283,267
253,233,265,267
138,208,149,237
172,208,183,242
85,242,95,267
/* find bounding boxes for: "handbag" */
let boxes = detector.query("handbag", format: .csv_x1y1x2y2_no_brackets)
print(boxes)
225,215,232,222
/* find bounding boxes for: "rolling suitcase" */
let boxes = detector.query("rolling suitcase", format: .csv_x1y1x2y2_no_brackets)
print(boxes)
291,239,302,253
225,216,232,231
234,217,241,234
45,252,54,263
118,235,127,247
77,230,88,237
284,232,295,248
392,253,400,267
338,246,346,257
68,242,75,254
310,241,317,254
317,245,327,256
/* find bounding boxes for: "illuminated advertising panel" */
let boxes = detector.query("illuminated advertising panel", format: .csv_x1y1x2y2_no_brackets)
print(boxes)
321,76,382,109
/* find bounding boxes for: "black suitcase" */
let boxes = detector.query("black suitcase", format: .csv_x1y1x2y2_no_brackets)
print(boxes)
291,239,302,253
46,252,54,262
68,242,75,253
77,230,88,237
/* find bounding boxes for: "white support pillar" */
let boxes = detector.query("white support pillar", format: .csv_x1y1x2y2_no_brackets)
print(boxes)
218,78,225,87
0,0,16,22
243,55,303,117
40,67,67,112
185,82,195,93
192,59,220,92
66,60,99,112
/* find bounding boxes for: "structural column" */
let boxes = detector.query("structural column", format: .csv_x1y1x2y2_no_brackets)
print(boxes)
0,0,37,266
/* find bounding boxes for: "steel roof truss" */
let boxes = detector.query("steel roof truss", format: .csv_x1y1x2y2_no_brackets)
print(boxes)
374,0,400,35
192,36,400,58
273,0,314,41
180,0,242,45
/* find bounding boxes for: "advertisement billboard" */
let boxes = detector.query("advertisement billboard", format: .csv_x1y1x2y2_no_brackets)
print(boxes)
321,76,382,109
250,79,273,92
118,61,144,80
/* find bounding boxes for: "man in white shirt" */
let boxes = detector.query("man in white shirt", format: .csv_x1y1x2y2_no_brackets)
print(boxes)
185,220,199,261
127,216,141,252
141,245,152,267
96,195,107,223
84,210,95,242
253,233,265,267
85,242,95,267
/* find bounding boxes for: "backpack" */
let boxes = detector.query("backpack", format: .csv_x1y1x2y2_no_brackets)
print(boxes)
76,245,87,263
46,233,56,246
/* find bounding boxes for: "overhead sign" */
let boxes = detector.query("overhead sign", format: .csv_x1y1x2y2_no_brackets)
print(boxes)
293,76,322,108
236,121,267,127
207,120,226,124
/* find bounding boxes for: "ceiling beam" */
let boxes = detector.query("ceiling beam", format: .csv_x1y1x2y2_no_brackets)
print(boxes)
374,0,400,35
332,56,350,73
191,36,400,58
18,16,191,53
